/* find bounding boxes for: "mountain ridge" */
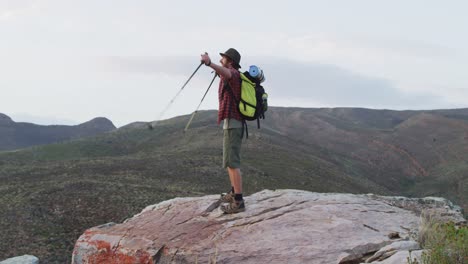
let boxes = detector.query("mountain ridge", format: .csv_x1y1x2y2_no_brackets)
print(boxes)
0,113,116,151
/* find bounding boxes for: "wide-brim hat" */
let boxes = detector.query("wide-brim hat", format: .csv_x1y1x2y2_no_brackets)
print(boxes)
220,48,241,68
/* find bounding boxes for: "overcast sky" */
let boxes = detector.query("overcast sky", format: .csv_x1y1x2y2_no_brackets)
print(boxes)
1,0,467,127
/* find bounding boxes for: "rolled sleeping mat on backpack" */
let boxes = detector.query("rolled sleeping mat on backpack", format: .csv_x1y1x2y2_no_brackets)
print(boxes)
249,65,265,83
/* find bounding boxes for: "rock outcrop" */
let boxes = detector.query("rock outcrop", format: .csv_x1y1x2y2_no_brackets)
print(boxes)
72,190,465,264
0,255,39,264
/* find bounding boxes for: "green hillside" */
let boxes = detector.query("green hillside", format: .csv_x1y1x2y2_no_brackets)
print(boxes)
0,107,467,263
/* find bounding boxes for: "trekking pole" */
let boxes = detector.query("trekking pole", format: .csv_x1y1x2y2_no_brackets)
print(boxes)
148,61,204,130
184,72,218,132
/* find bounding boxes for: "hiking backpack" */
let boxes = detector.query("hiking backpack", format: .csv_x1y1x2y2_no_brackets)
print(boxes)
225,65,268,138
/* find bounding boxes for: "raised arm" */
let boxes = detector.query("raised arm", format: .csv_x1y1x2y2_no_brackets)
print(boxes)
201,53,232,79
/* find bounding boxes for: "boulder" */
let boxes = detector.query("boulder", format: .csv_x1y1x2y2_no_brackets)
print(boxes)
72,190,465,264
365,241,420,262
366,250,424,264
0,255,39,264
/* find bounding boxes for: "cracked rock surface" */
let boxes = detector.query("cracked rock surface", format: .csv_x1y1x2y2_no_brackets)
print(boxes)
72,189,464,264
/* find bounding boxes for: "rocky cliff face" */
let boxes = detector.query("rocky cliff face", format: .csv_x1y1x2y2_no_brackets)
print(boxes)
72,190,465,264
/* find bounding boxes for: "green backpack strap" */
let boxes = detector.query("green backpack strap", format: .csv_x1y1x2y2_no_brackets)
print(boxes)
224,82,249,139
242,119,248,139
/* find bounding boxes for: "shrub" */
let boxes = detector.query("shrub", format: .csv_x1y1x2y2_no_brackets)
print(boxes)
418,213,467,264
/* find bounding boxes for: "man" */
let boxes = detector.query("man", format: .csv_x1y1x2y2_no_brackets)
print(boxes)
200,48,245,214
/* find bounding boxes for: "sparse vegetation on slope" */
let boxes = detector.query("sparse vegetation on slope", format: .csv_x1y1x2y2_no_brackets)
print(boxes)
418,213,467,263
0,107,467,263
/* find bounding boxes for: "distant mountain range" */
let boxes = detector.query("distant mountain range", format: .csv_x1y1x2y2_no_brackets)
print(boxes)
0,113,116,151
0,106,467,262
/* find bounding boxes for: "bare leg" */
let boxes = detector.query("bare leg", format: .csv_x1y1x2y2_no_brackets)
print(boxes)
227,168,234,191
227,167,242,194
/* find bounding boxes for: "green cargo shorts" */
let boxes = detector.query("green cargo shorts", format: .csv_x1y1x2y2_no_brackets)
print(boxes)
223,128,243,168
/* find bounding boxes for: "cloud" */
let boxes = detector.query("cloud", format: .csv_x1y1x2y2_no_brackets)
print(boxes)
95,56,205,77
9,112,78,125
90,55,449,109
286,34,457,62
0,0,38,21
255,57,445,109
282,34,466,96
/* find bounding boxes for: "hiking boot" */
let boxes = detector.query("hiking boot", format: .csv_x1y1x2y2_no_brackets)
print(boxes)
221,200,245,214
220,191,234,203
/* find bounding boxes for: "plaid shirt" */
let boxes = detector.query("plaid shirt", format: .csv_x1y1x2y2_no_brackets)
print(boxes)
218,67,242,124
